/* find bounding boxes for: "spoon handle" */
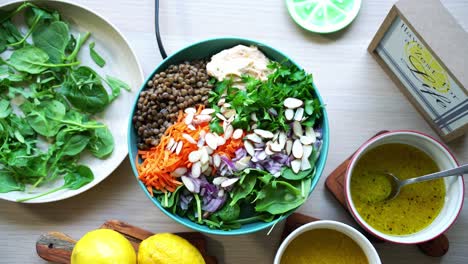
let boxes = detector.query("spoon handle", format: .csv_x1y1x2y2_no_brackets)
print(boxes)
402,164,468,186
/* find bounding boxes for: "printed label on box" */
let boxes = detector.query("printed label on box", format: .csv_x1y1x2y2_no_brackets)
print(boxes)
376,16,467,135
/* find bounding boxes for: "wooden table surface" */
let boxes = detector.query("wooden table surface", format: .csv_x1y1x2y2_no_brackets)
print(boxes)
0,0,467,263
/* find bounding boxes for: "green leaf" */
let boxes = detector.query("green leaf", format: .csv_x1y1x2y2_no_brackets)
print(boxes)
255,180,308,215
89,42,106,67
21,100,66,137
32,21,70,63
0,171,24,193
0,99,12,118
7,46,49,74
60,66,109,113
105,75,130,102
216,203,240,222
87,126,114,158
63,165,94,190
59,133,90,157
230,172,257,206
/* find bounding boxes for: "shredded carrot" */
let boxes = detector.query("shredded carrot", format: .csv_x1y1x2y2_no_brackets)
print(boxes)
137,105,244,194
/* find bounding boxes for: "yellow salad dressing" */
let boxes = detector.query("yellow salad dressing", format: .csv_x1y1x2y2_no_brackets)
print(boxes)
281,229,368,264
351,143,445,235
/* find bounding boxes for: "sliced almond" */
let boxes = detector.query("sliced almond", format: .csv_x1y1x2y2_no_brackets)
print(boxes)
293,121,303,138
200,148,209,164
254,129,274,139
245,133,263,144
223,109,236,119
278,132,287,149
301,156,312,171
171,167,187,177
223,103,232,108
244,140,255,157
201,162,209,172
191,162,201,178
195,114,212,123
286,140,293,155
285,109,294,120
175,141,183,155
166,138,175,150
272,132,279,142
213,154,221,167
184,113,194,125
227,115,235,123
181,176,195,192
251,113,258,122
218,189,225,197
184,107,196,114
188,124,196,131
188,150,201,163
221,177,239,188
216,113,226,121
265,142,274,155
294,107,304,121
235,156,251,171
270,142,282,152
170,141,178,152
217,97,226,106
291,159,301,173
300,135,316,145
292,139,303,159
302,145,313,160
182,133,197,144
204,145,214,155
305,126,315,137
224,124,234,139
217,136,226,146
205,133,218,150
257,151,267,161
284,97,303,109
213,177,228,186
201,108,215,115
251,124,258,129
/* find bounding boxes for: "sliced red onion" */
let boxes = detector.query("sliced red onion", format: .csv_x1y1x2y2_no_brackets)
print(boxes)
202,195,226,212
220,155,236,171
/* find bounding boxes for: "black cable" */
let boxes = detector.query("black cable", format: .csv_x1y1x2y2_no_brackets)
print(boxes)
155,0,167,59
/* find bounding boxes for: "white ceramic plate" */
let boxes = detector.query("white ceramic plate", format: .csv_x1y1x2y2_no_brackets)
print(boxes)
0,0,144,203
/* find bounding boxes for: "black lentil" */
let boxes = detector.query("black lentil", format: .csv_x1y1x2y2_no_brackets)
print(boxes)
133,60,212,149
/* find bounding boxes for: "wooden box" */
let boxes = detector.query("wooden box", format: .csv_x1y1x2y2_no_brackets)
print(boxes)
368,0,468,142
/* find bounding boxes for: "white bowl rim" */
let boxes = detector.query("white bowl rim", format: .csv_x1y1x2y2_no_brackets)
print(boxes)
0,0,144,203
274,220,381,264
344,130,465,244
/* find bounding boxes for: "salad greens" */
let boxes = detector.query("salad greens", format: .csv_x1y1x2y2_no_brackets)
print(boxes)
0,2,129,201
157,62,323,230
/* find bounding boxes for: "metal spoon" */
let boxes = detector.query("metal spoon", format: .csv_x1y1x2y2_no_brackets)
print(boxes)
382,164,468,201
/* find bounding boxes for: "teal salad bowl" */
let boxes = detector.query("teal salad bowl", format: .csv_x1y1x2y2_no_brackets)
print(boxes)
128,37,329,235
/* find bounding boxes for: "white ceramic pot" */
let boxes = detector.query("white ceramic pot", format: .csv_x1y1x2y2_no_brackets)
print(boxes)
274,220,381,264
345,130,464,244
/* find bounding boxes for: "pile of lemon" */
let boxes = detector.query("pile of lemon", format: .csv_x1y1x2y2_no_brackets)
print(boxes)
71,229,205,264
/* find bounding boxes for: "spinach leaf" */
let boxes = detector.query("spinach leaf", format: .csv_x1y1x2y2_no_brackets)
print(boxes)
105,75,130,101
0,171,25,193
216,203,240,222
7,46,79,74
21,100,66,137
87,126,114,158
61,66,109,113
89,42,106,67
255,180,309,215
0,99,12,118
32,21,70,63
229,171,257,206
16,164,94,202
58,133,90,157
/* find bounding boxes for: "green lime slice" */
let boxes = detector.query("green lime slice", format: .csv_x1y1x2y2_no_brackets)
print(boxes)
286,0,361,33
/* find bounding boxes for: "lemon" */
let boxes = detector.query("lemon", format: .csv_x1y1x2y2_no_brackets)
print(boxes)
71,229,136,264
138,233,205,264
286,0,362,33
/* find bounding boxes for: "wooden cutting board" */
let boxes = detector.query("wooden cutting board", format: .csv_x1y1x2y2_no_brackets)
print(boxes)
324,130,449,257
36,220,217,264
